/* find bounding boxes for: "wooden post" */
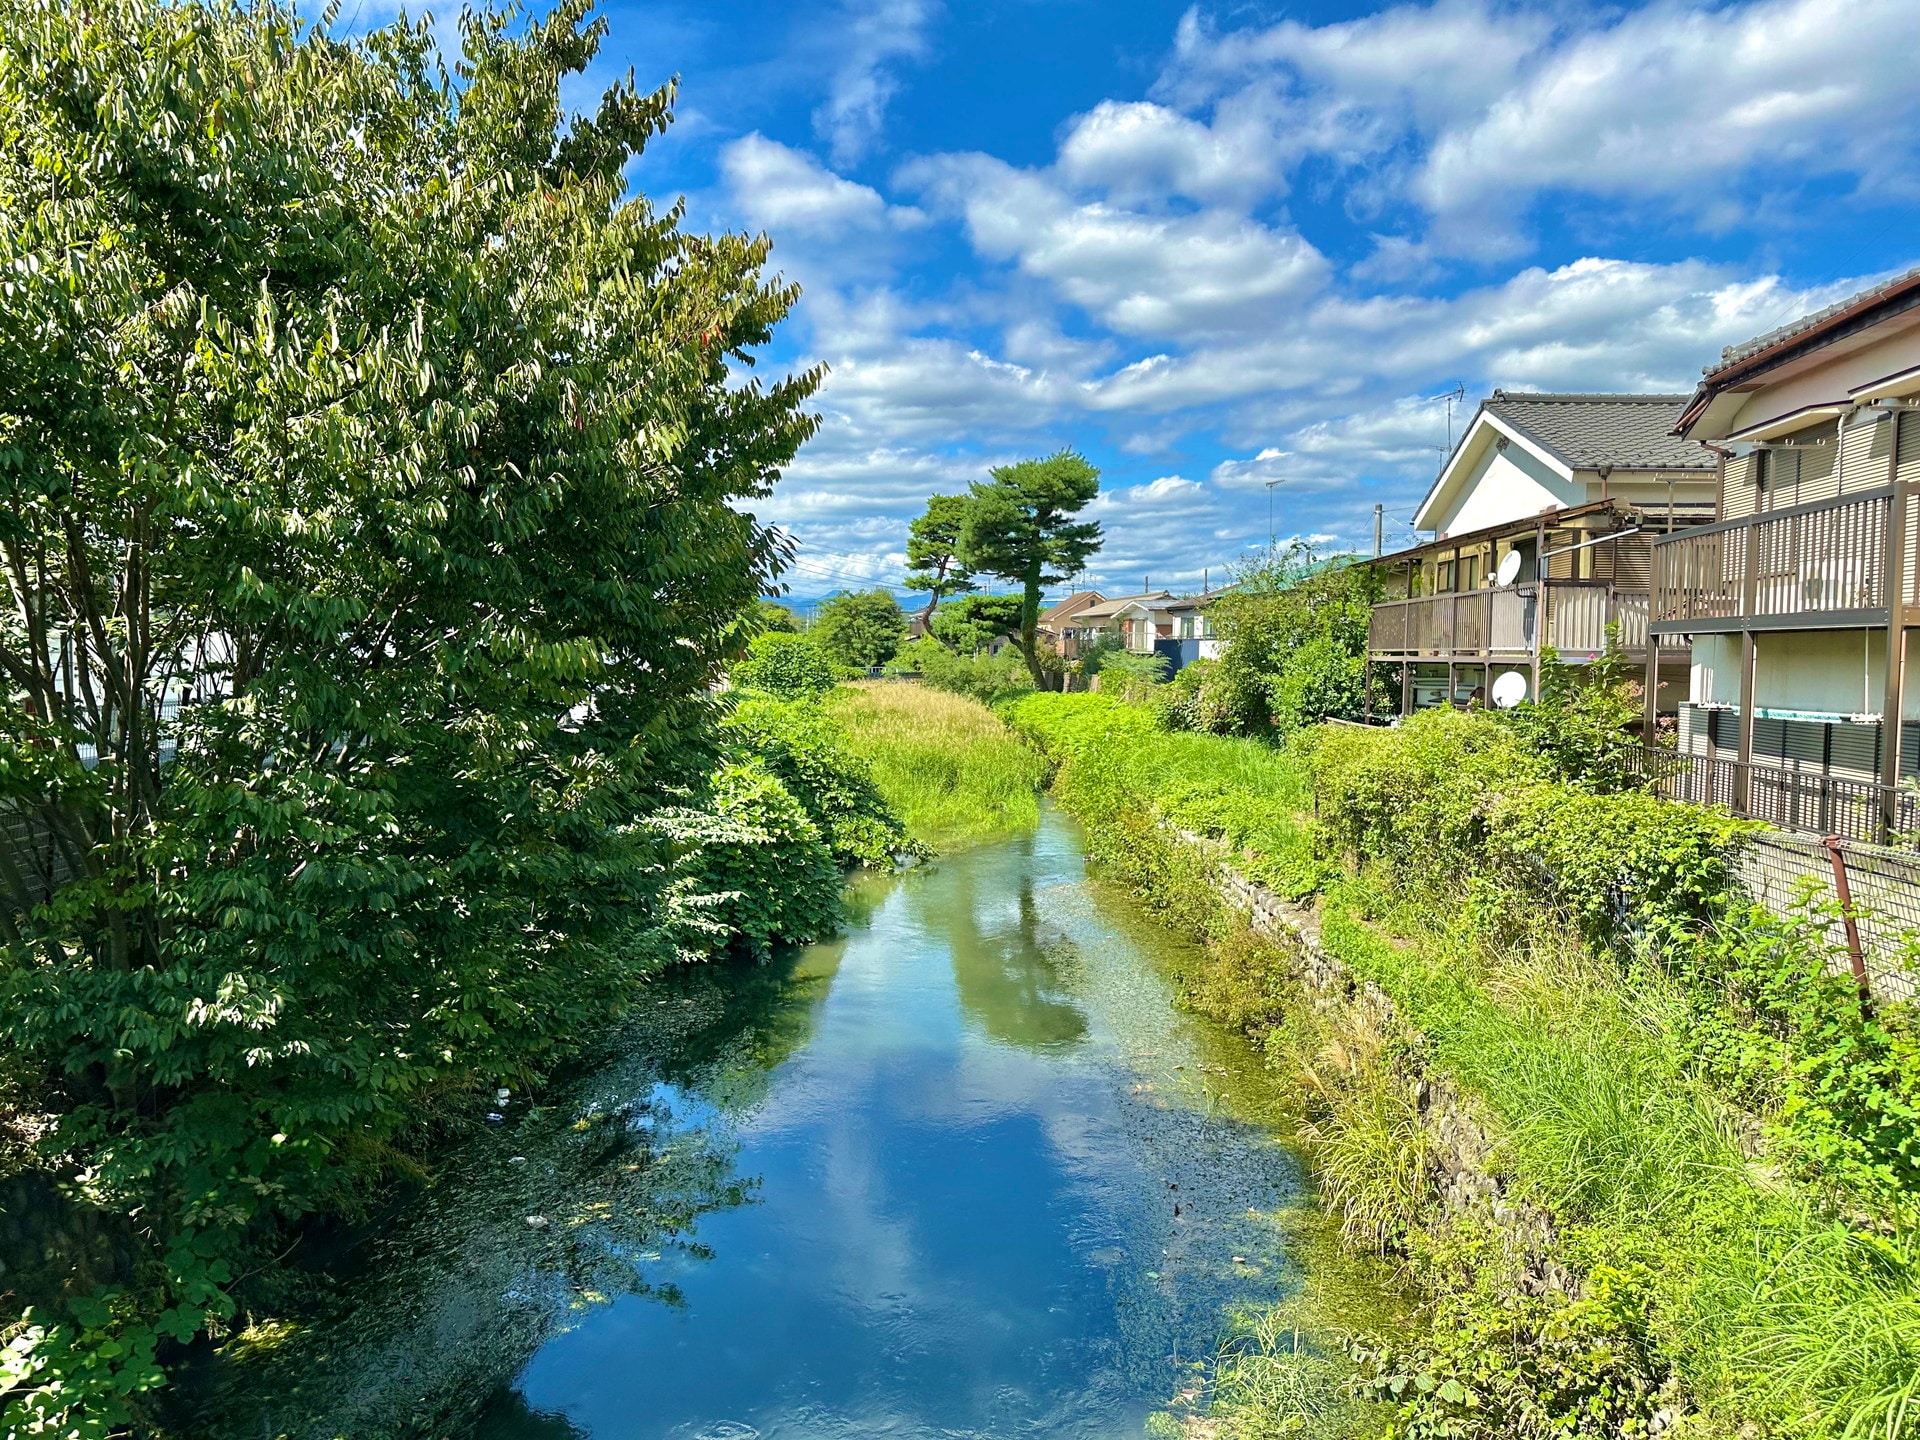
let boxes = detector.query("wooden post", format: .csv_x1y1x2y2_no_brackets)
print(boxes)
1401,661,1412,718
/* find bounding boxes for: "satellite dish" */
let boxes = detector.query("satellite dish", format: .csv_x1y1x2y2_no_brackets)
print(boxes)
1495,550,1523,587
1491,671,1528,709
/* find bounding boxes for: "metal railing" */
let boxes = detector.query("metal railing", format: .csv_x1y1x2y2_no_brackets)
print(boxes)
1627,746,1918,845
1651,488,1890,626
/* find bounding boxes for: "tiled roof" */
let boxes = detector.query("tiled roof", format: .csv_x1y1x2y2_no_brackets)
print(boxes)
1038,591,1103,624
1716,263,1920,370
1483,392,1713,471
1072,590,1173,620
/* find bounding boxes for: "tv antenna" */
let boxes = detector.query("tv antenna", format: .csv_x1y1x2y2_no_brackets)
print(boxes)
1435,381,1467,454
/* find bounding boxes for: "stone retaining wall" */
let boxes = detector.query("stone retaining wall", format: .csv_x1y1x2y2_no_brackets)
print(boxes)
1170,825,1566,1290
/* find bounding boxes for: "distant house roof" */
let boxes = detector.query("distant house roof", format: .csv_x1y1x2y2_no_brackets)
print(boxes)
1037,591,1104,627
1480,392,1713,472
1165,586,1235,613
1072,590,1174,621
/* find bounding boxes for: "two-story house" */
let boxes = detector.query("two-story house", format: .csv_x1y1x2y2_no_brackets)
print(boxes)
1060,591,1176,658
1367,393,1719,715
1649,265,1920,840
1036,591,1106,658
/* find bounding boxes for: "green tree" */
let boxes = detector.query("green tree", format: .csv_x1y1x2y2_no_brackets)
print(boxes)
752,598,802,632
958,452,1103,687
0,0,817,1425
732,631,840,699
1209,544,1384,735
929,594,1024,655
813,589,907,670
904,493,977,635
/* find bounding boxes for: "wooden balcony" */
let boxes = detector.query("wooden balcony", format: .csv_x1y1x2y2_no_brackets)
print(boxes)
1650,487,1906,632
1368,582,1656,660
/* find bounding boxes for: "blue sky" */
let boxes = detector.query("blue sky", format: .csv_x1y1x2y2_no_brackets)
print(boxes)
557,0,1920,599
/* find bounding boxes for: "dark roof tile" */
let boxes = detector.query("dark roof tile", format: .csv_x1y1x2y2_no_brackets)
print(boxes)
1484,392,1712,471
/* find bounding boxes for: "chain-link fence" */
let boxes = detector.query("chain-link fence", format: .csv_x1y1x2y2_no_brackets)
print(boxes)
1729,830,1920,1003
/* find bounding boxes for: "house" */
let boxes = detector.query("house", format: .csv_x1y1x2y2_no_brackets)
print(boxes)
1366,392,1719,715
1036,591,1106,659
1648,263,1920,840
1062,591,1176,658
1162,589,1230,669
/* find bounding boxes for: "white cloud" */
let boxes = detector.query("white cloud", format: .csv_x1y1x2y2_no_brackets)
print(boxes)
813,0,938,168
1157,0,1920,255
905,153,1331,339
704,3,1907,595
1054,100,1280,209
721,134,922,239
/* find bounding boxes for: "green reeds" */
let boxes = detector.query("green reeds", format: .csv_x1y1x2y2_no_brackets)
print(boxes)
827,682,1046,851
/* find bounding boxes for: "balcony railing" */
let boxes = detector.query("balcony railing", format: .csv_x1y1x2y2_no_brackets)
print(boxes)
1626,746,1917,845
1651,488,1894,628
1369,583,1658,659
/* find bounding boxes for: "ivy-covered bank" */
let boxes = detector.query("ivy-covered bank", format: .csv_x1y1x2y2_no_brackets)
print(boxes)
1007,693,1920,1440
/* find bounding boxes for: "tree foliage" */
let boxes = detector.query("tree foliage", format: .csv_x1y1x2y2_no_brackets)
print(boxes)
903,494,976,631
0,0,819,1425
928,594,1023,655
958,452,1102,687
752,598,801,633
811,589,907,671
1209,545,1384,735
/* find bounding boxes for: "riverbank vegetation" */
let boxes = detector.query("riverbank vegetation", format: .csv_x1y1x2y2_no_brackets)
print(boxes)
0,0,867,1426
1010,692,1920,1440
827,684,1044,851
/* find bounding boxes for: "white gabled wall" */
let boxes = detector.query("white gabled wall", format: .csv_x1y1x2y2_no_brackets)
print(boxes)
1424,425,1583,536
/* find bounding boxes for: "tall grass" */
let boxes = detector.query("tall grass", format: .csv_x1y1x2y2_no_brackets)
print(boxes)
1011,693,1920,1438
826,682,1045,851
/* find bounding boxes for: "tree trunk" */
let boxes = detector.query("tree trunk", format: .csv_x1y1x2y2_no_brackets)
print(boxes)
1018,573,1047,689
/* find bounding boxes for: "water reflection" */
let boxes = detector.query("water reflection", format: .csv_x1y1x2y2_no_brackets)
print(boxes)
191,807,1342,1440
184,948,843,1440
926,831,1089,1051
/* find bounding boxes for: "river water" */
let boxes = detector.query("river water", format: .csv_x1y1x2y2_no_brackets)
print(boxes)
195,804,1353,1439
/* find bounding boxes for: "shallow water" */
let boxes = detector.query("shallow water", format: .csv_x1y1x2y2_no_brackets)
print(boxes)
195,804,1351,1439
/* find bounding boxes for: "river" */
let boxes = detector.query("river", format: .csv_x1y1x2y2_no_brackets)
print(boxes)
192,803,1362,1439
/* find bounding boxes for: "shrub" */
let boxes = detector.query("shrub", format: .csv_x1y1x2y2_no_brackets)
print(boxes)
916,645,1037,705
732,632,842,699
1498,641,1644,792
1210,545,1386,733
1092,649,1168,701
654,761,840,956
721,694,907,867
1153,657,1269,736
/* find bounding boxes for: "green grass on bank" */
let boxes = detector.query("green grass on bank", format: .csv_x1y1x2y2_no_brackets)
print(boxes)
1007,690,1920,1440
827,682,1045,852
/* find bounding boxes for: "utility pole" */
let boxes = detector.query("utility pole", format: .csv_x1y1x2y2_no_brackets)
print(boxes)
1373,503,1384,558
